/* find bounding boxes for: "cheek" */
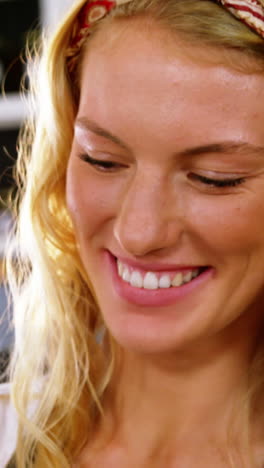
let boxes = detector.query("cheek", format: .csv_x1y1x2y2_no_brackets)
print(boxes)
188,194,264,256
66,160,119,240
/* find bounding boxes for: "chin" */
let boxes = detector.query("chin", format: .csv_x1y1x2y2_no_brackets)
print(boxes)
99,301,201,356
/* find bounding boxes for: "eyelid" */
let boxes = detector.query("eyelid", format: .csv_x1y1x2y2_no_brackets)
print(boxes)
78,154,247,188
78,153,127,170
188,172,246,188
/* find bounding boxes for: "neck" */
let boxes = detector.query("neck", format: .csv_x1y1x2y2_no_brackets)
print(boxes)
115,348,247,438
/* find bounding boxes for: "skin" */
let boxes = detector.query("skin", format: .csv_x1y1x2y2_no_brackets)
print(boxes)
67,18,264,467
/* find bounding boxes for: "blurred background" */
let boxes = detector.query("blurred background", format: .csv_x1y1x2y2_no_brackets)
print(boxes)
0,0,73,376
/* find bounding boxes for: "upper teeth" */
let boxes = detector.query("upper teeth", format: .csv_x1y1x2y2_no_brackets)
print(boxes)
117,260,199,290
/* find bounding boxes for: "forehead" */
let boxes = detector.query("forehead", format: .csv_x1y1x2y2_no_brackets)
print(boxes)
77,18,264,148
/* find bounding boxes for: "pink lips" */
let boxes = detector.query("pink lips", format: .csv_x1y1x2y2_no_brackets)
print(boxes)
113,255,201,273
105,251,213,308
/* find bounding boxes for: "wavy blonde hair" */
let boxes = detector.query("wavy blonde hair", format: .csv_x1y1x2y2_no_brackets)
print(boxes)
5,0,264,466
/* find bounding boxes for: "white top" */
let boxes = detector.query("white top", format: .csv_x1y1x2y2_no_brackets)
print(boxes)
0,383,17,468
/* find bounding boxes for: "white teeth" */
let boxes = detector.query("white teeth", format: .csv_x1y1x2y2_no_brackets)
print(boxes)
171,273,183,287
192,269,199,279
130,271,143,288
159,274,171,289
118,261,123,276
122,267,130,283
183,271,192,283
143,272,159,290
117,260,200,290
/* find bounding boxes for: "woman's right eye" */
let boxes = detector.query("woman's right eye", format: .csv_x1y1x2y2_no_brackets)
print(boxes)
78,153,126,171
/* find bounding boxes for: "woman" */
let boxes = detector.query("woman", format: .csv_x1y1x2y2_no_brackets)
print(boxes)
3,0,264,466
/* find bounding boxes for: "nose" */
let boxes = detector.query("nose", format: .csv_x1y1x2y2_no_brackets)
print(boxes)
114,172,185,257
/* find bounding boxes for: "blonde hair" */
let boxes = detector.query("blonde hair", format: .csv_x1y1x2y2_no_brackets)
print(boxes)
5,1,264,466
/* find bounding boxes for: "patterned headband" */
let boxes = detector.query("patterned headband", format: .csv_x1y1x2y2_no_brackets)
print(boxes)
66,0,264,73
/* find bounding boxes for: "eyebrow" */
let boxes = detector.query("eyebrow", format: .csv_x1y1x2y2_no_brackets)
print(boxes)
75,117,264,157
178,142,264,158
75,117,131,151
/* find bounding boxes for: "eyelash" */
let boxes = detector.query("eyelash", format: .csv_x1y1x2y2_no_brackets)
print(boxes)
189,173,245,188
79,154,246,188
79,153,124,170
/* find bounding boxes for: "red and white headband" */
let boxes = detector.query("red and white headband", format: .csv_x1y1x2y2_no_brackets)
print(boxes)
66,0,264,73
219,0,264,36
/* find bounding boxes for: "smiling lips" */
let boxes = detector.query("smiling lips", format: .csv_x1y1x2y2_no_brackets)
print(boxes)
117,259,202,290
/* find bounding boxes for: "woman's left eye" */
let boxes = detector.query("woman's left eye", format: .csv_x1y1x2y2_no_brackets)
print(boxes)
78,153,126,171
189,173,246,188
